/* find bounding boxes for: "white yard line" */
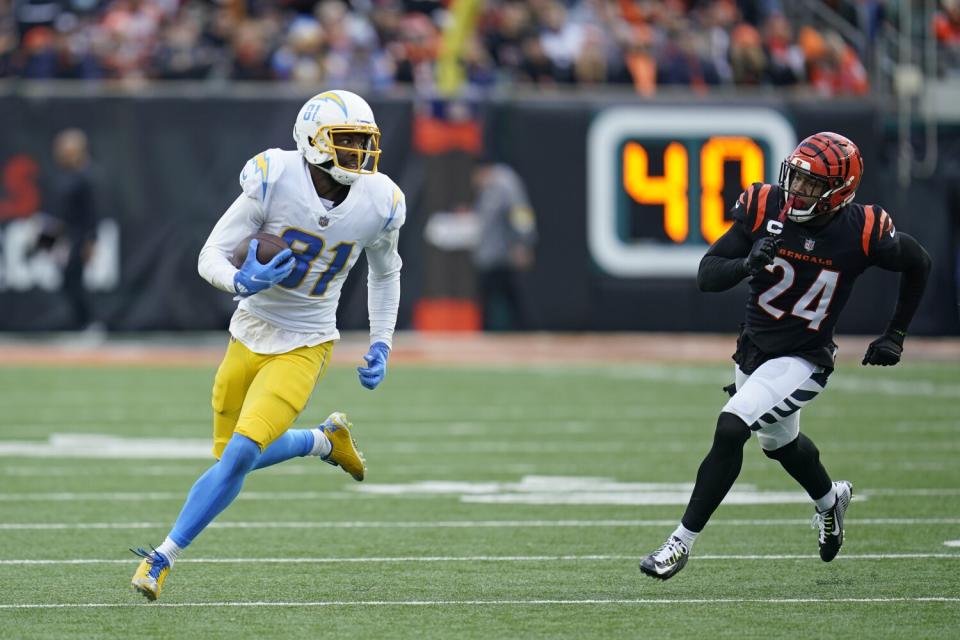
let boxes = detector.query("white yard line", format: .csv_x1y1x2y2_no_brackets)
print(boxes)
2,517,959,531
3,439,959,458
0,406,720,422
859,489,960,496
1,487,958,502
1,596,958,610
2,553,959,566
0,491,359,502
537,365,960,398
0,464,543,477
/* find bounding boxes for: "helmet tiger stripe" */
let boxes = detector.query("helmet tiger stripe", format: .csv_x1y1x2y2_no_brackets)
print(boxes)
779,131,863,222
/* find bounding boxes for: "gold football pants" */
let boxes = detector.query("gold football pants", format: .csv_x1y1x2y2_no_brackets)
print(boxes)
210,338,333,459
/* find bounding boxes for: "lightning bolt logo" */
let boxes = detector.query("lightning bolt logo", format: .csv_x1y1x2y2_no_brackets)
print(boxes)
254,153,269,200
312,91,348,118
384,187,403,230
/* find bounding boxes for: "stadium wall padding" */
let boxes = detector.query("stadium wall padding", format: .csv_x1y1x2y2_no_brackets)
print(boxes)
0,93,956,335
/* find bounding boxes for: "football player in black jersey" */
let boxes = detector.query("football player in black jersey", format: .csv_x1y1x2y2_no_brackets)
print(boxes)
640,132,932,581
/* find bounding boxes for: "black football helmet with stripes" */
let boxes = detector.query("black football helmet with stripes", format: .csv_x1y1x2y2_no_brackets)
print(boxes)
778,132,863,223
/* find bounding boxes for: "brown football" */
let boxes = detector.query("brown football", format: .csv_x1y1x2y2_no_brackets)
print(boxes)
230,232,291,268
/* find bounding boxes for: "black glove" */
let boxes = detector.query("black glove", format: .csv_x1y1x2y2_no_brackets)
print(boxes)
862,331,905,366
743,237,781,275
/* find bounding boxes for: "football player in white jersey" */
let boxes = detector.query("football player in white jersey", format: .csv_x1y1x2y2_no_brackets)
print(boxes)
130,90,405,601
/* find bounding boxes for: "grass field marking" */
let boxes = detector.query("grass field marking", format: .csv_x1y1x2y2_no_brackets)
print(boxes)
3,516,960,531
1,597,959,610
7,439,960,459
0,437,651,458
5,433,960,460
0,463,543,477
2,485,959,503
0,434,211,459
3,553,960,566
0,437,665,458
359,476,960,504
538,365,960,398
860,489,960,497
0,491,359,502
1,404,720,420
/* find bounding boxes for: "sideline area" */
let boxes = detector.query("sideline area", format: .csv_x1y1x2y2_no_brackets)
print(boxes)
0,332,957,366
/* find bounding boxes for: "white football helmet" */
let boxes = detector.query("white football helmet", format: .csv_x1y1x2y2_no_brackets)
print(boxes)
293,90,381,185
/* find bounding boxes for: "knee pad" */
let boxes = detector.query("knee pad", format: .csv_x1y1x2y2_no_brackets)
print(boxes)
762,432,819,460
762,437,798,460
715,412,751,447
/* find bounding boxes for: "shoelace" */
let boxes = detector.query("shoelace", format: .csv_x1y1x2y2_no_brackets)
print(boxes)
811,510,836,544
323,421,365,466
320,419,343,464
653,537,687,564
130,546,170,579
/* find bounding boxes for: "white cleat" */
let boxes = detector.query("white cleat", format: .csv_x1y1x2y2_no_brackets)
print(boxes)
813,480,853,562
639,535,690,580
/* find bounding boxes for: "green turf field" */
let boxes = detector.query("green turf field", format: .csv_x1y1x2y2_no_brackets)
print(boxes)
1,361,958,639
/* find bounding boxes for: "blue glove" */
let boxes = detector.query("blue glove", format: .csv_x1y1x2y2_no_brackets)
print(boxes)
357,342,390,390
233,239,295,297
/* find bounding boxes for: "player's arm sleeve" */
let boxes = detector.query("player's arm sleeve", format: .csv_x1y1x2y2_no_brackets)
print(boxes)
872,231,932,334
197,193,265,293
364,228,402,349
697,222,753,292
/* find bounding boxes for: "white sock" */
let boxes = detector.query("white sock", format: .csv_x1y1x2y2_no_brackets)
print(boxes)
815,485,837,512
671,524,699,549
309,428,332,458
155,537,182,564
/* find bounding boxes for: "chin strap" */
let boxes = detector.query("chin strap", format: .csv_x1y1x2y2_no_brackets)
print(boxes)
316,160,359,186
779,195,796,221
784,196,843,224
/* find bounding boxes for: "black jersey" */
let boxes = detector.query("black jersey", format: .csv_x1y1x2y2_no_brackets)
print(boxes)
728,182,899,369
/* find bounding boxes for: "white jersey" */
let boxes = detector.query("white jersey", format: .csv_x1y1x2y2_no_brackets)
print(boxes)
198,148,405,354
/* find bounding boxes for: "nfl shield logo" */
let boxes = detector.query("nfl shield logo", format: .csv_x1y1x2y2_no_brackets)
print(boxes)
803,238,816,252
318,215,330,228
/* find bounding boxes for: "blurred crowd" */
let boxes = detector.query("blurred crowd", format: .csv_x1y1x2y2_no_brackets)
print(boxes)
936,0,960,74
0,0,951,96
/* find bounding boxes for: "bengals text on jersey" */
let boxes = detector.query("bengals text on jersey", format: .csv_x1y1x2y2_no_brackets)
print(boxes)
725,182,898,370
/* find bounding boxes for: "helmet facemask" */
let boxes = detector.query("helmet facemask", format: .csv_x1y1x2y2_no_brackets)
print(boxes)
778,132,863,223
293,90,382,186
779,158,849,223
309,124,381,185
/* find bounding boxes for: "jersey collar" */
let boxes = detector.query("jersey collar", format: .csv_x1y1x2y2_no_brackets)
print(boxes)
301,157,363,225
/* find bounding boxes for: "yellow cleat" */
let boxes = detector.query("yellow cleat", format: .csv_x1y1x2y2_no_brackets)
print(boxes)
321,412,366,481
130,548,171,601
